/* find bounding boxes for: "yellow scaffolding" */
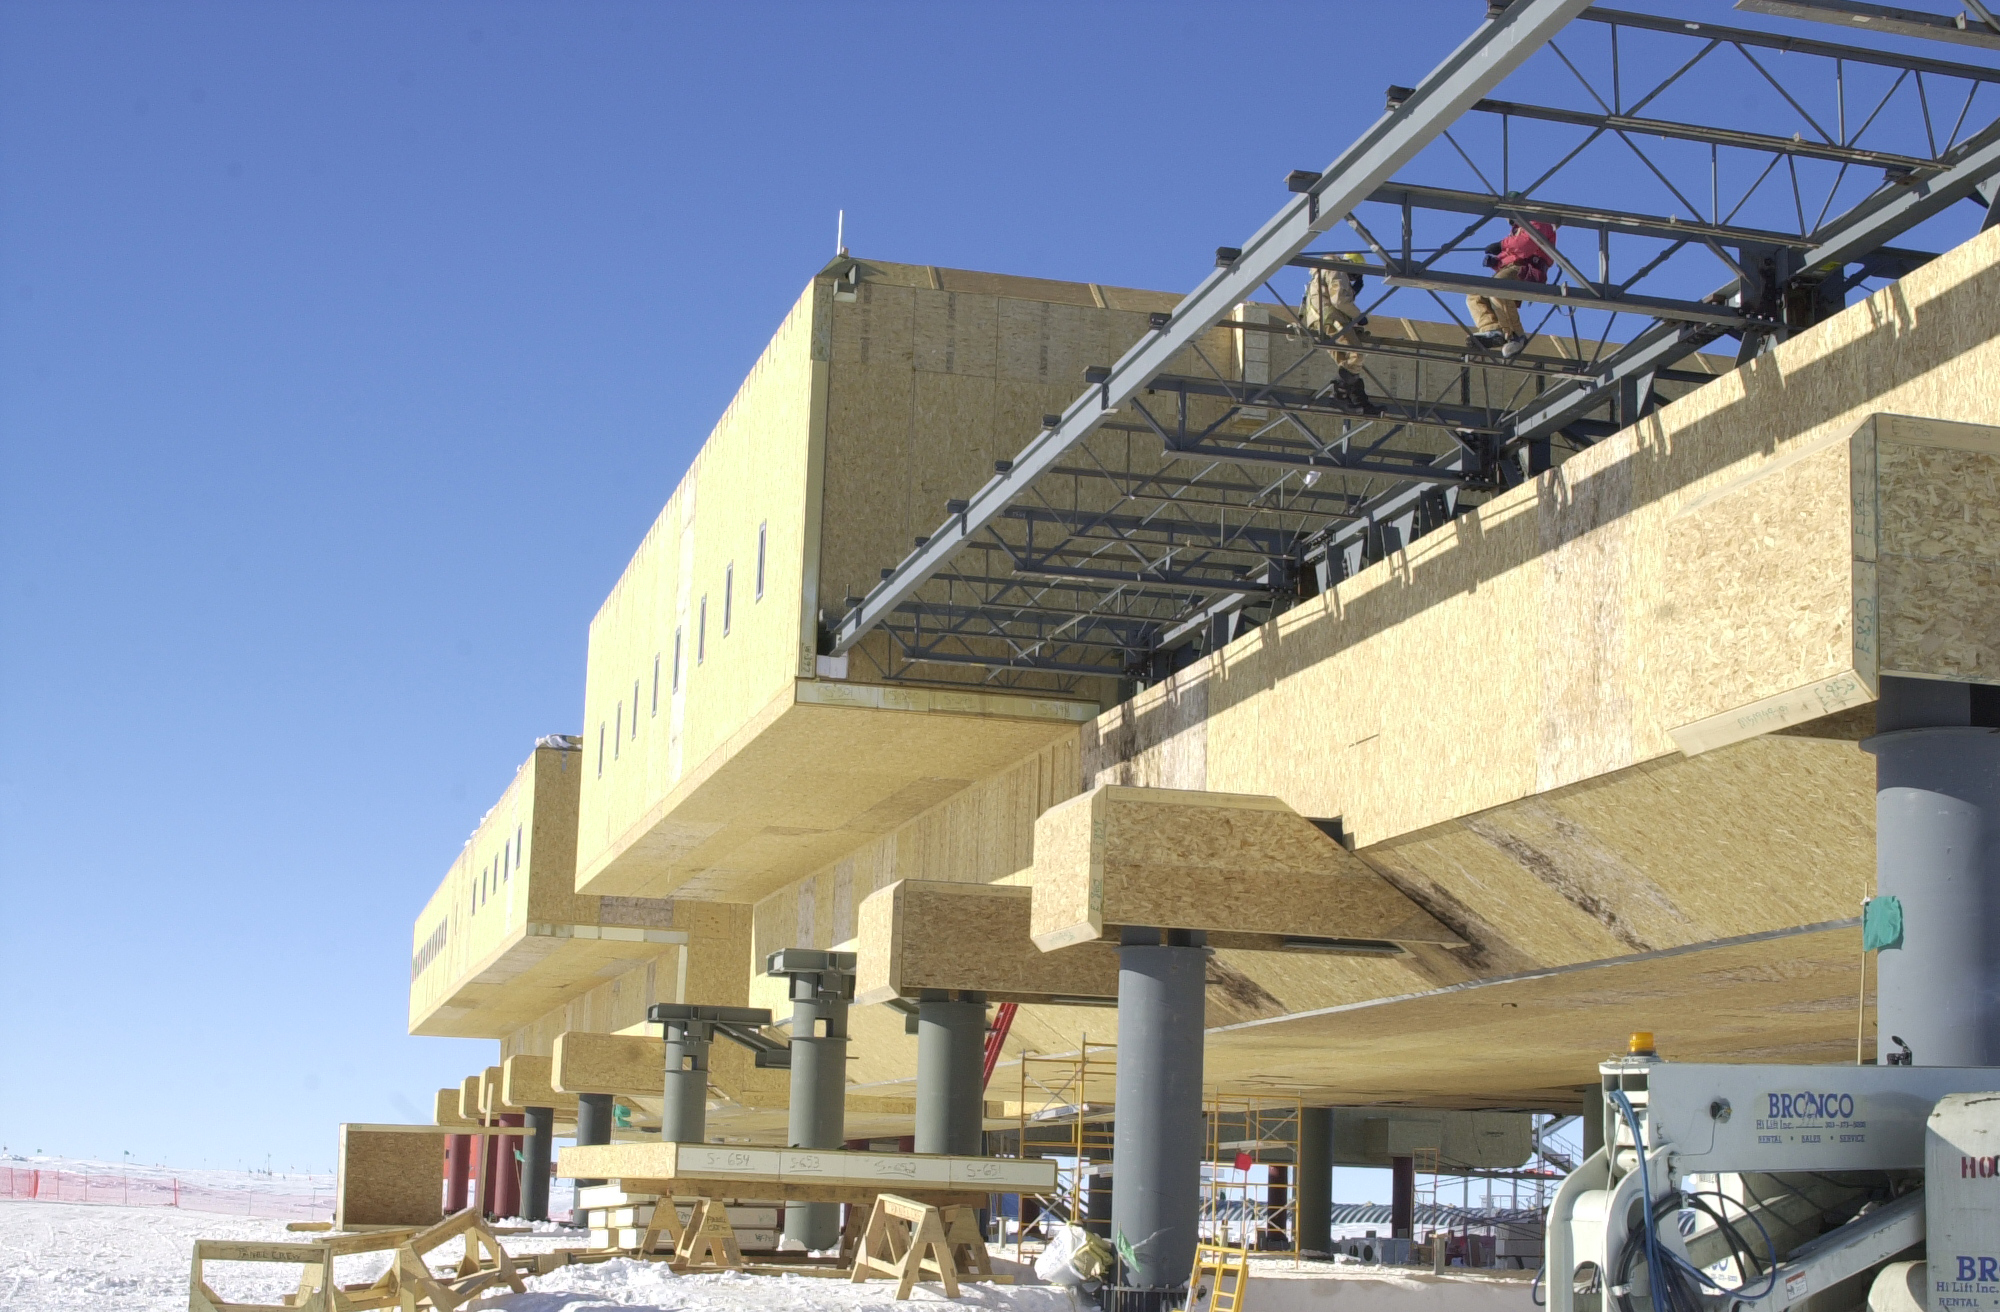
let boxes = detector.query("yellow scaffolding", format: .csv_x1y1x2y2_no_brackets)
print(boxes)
1203,1094,1302,1259
1012,1042,1117,1262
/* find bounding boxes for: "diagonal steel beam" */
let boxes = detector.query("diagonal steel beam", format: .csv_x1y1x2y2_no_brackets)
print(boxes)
829,0,1595,656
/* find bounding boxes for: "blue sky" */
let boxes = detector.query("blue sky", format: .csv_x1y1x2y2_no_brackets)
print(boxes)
0,0,1984,1180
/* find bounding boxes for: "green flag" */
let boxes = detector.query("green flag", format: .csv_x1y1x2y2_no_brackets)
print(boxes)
1863,896,1904,952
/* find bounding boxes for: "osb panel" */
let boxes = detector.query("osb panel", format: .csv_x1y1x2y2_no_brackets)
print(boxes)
853,879,1120,1005
1659,437,1856,728
1877,437,2000,679
746,736,1083,965
1083,667,1209,790
412,744,629,1040
501,1055,579,1112
1030,786,1460,949
1364,733,1874,977
552,1032,666,1097
579,689,1091,903
1201,924,1865,1108
335,1127,444,1230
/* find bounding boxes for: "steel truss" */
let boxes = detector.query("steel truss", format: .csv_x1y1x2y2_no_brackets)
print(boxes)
831,0,2000,689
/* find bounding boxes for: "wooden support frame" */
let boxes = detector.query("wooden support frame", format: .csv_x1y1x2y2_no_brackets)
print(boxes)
674,1198,745,1271
186,1207,539,1312
848,1193,960,1299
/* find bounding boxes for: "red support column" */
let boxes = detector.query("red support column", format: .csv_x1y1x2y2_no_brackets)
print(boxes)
1391,1155,1416,1239
495,1114,524,1219
445,1135,472,1213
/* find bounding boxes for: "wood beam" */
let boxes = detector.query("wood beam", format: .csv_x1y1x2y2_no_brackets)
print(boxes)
1030,786,1464,951
855,880,1119,1006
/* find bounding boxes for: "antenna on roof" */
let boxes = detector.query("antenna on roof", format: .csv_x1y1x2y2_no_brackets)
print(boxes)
836,209,848,258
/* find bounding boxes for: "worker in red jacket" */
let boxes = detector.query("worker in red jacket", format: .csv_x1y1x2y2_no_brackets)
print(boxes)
1468,217,1557,359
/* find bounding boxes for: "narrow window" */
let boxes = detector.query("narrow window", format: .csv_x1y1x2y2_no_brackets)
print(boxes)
672,629,683,691
651,655,661,715
597,722,605,777
632,679,640,737
615,702,622,759
698,596,708,663
514,824,523,875
723,565,734,635
756,522,767,600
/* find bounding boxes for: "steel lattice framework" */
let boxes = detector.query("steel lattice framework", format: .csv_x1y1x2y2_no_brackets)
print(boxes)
830,0,2000,690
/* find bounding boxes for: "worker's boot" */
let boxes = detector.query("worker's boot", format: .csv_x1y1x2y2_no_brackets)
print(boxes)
1338,369,1381,416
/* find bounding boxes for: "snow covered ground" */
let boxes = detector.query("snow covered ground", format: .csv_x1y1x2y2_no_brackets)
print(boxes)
0,1190,1527,1312
0,1199,1085,1312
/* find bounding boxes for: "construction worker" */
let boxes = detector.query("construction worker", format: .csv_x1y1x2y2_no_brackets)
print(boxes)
1467,217,1558,359
1303,253,1379,415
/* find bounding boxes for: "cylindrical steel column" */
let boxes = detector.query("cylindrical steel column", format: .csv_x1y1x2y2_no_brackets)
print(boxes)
915,993,987,1157
774,952,854,1252
1296,1108,1333,1255
1866,677,2000,1066
574,1092,614,1189
494,1113,523,1219
1581,1085,1605,1160
445,1134,472,1214
1390,1155,1415,1239
1111,930,1206,1300
662,1021,710,1144
522,1107,553,1222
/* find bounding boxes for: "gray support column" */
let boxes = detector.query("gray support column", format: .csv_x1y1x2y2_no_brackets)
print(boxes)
1111,928,1206,1302
661,1019,710,1144
1581,1086,1605,1160
648,1003,778,1146
770,950,856,1251
574,1092,613,1189
1296,1107,1333,1255
1865,676,2000,1066
521,1106,553,1222
915,991,987,1157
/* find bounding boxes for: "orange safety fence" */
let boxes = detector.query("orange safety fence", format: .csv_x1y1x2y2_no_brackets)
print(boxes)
0,1165,334,1221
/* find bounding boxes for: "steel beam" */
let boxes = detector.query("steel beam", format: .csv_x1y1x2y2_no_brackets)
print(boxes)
1368,180,1822,248
890,646,1127,677
1801,120,2000,272
1144,372,1505,434
830,0,1594,655
1582,6,2000,81
1734,0,2000,52
1003,505,1303,556
1452,96,1948,172
1298,256,1764,328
